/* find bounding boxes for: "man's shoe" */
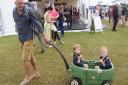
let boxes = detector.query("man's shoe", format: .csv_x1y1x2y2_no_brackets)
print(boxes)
20,78,31,85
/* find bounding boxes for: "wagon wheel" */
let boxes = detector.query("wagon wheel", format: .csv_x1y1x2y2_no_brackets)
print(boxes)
102,81,111,85
70,78,82,85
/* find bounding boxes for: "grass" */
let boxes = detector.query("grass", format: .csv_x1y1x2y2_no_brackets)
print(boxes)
0,20,128,85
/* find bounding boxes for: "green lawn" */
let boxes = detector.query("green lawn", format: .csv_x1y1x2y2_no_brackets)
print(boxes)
0,21,128,85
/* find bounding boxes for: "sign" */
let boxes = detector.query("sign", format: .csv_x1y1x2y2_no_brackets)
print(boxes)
93,16,103,32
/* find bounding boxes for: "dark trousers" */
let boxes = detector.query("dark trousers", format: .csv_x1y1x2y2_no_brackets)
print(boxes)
67,20,72,29
52,22,58,39
59,22,64,36
51,30,54,39
112,17,118,31
53,31,60,41
109,15,111,23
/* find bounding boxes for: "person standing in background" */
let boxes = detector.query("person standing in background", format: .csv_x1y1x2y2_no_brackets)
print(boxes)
99,8,103,19
112,5,119,32
50,4,64,44
50,4,59,39
44,7,53,47
65,10,72,29
58,12,65,37
125,6,128,21
108,6,112,23
121,6,126,27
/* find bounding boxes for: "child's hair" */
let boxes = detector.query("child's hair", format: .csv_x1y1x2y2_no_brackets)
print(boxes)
73,44,81,51
99,47,108,59
100,46,108,55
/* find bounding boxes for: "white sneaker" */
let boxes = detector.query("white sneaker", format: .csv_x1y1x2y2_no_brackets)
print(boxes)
49,45,53,48
60,41,64,44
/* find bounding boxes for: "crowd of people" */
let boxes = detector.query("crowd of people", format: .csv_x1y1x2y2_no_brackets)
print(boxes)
95,4,128,32
108,4,128,30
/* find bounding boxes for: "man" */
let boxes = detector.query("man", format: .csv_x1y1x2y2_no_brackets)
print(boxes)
121,6,126,27
112,5,119,32
65,10,72,29
125,6,128,21
13,0,49,85
108,6,112,23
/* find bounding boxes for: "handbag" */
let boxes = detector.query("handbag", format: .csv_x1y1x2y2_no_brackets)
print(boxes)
51,24,57,31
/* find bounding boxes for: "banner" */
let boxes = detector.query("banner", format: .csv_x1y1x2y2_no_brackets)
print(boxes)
93,16,103,32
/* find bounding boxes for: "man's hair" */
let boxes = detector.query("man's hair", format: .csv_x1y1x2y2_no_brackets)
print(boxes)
15,0,24,2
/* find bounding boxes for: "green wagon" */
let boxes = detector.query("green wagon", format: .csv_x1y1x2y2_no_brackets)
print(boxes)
49,42,115,85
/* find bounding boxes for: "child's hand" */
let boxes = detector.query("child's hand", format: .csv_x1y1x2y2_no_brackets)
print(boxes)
99,59,104,64
78,56,81,59
78,54,82,59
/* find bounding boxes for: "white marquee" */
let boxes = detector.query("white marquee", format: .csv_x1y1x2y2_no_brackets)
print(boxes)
0,0,16,36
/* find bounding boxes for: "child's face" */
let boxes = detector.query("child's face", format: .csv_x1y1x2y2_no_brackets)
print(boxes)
74,47,81,54
101,48,107,57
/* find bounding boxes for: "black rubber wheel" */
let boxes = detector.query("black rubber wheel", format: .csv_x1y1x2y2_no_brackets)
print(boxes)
102,81,111,85
70,78,82,85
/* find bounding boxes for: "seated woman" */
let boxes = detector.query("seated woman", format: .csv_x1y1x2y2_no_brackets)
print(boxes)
99,47,112,69
73,44,88,68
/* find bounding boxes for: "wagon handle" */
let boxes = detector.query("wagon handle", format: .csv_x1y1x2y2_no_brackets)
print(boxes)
48,41,69,70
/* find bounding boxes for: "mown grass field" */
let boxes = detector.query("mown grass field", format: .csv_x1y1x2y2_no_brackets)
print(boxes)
0,20,128,85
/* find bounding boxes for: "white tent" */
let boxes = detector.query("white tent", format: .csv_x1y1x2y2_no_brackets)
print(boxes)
90,0,118,6
0,0,16,36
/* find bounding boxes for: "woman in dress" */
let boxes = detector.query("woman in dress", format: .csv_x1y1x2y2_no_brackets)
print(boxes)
44,7,53,45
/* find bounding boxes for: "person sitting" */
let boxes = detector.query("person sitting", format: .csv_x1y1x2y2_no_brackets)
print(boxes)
99,47,112,69
73,44,88,68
